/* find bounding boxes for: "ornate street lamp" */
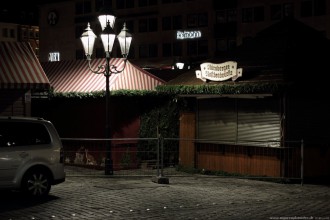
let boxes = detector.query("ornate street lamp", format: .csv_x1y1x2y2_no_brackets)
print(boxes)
80,13,132,175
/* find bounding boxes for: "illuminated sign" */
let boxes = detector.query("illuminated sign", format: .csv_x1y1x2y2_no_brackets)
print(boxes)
48,52,60,62
195,61,243,82
176,30,202,40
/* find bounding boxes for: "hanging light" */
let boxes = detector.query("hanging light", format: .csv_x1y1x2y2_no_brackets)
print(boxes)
80,22,96,59
100,21,116,55
117,22,132,58
98,14,116,30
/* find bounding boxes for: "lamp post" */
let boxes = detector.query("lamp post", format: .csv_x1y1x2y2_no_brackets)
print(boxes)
80,13,132,175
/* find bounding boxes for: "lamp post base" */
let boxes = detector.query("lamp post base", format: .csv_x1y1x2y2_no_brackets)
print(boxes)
105,158,113,175
151,176,169,184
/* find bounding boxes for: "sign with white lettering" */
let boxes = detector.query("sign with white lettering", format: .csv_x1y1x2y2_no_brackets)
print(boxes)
176,30,202,40
195,61,243,82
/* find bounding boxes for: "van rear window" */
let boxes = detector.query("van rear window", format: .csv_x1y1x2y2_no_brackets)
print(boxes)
0,122,51,147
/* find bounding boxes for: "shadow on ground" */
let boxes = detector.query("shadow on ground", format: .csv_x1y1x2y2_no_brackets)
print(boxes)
0,190,59,212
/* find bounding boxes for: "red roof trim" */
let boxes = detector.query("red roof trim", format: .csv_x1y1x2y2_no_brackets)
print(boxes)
0,42,50,90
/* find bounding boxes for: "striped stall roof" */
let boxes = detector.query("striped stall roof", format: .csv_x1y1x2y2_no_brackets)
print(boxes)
0,42,50,90
42,58,165,93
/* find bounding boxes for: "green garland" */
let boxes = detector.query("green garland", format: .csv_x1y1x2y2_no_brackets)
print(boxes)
156,82,290,95
48,89,162,99
46,82,290,99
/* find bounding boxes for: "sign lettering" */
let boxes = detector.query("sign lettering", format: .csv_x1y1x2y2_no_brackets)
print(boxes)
176,30,202,40
196,61,243,82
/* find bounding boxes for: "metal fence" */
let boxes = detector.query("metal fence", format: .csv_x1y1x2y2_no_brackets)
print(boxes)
61,137,185,177
61,137,304,184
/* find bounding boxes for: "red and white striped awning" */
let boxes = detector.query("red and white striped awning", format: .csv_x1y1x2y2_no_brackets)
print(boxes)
0,42,50,90
42,58,165,93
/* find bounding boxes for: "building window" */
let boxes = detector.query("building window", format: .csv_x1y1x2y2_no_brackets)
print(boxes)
149,18,158,32
242,6,265,23
149,0,157,6
270,4,282,20
139,0,148,7
138,18,158,32
116,0,125,9
162,43,172,57
160,0,184,3
271,3,294,20
242,6,264,23
242,8,253,23
187,41,198,56
10,29,15,38
227,9,237,22
139,19,148,32
198,40,208,55
187,14,198,27
96,0,113,12
254,6,264,22
216,9,237,23
138,0,157,7
162,16,182,30
23,29,28,39
138,44,158,58
301,0,326,17
283,3,294,17
187,13,207,27
139,44,149,58
173,42,182,56
149,44,158,57
216,38,236,53
173,16,182,29
126,0,134,8
75,1,92,15
216,10,227,23
116,0,134,9
228,39,237,50
48,52,60,62
216,39,227,52
198,13,208,27
29,30,34,38
187,40,208,57
162,17,172,30
2,28,8,38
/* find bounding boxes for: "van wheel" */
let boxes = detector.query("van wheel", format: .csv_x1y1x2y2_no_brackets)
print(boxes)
22,169,51,197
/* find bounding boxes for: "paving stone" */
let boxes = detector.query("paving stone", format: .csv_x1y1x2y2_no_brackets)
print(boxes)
0,175,329,219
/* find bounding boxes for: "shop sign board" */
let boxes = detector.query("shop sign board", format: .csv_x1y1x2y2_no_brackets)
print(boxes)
196,61,242,82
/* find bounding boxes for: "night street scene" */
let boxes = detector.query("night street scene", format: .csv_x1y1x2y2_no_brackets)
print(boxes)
1,0,330,219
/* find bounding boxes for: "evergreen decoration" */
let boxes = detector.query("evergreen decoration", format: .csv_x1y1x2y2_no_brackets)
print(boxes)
155,82,290,95
48,89,162,99
47,82,290,99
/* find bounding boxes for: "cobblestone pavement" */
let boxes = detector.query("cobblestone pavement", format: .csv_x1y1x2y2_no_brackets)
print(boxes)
0,175,329,220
